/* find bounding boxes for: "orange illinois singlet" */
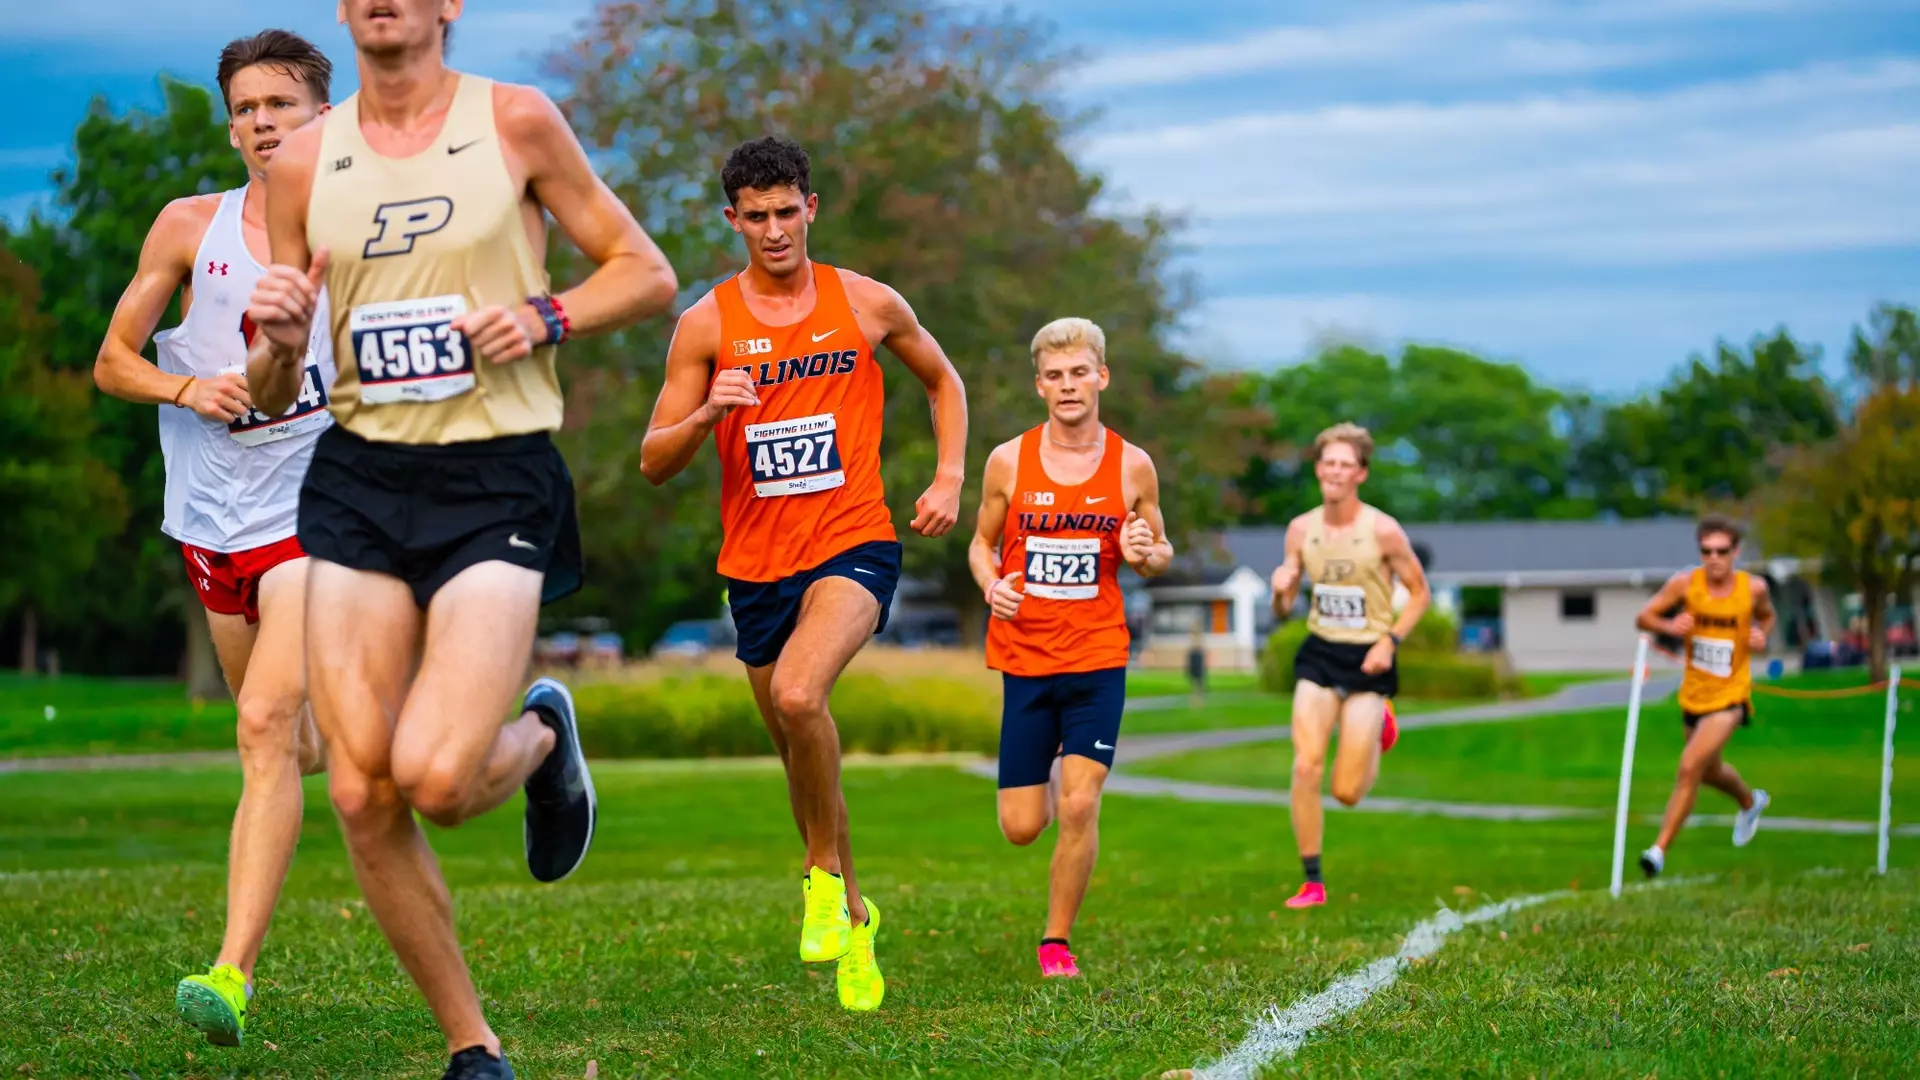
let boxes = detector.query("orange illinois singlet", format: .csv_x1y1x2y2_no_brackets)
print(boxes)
1677,568,1754,715
986,425,1132,678
711,263,895,582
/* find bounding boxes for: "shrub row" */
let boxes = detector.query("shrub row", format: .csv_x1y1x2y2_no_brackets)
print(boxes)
1257,610,1521,700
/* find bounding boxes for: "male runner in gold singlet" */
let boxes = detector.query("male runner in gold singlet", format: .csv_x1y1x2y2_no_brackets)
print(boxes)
1268,423,1430,909
1634,515,1774,878
246,2,677,1076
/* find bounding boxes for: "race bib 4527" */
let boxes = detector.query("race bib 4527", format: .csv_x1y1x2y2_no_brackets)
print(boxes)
350,295,474,405
1024,537,1100,600
747,412,844,497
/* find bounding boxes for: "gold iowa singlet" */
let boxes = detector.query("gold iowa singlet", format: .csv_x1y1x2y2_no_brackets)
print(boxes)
1677,569,1754,715
1301,506,1396,645
308,74,560,445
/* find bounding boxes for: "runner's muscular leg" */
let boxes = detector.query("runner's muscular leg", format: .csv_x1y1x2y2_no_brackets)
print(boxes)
308,560,506,1057
1289,683,1340,857
215,559,313,979
1043,754,1108,941
1329,693,1386,807
388,561,554,827
768,576,880,923
1654,708,1743,851
748,664,867,924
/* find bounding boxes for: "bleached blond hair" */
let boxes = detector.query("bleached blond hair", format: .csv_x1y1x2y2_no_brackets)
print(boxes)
1030,317,1107,370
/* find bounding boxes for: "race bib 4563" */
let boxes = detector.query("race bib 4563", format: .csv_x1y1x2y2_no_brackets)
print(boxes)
1024,537,1100,600
747,412,844,497
350,295,473,405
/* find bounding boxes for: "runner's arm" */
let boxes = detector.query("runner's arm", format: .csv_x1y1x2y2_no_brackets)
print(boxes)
1271,518,1306,618
94,200,205,406
1635,573,1692,637
1378,513,1430,643
860,277,967,533
1750,576,1777,642
246,122,321,416
1123,446,1174,578
968,442,1017,594
640,297,729,485
503,85,677,339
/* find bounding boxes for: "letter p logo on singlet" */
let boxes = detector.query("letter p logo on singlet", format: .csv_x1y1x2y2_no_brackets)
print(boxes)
363,197,455,259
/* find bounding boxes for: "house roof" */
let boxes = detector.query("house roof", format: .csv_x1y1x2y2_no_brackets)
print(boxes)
1214,518,1785,588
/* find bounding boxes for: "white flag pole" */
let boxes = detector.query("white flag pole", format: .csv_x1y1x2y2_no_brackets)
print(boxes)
1878,665,1901,875
1611,634,1652,899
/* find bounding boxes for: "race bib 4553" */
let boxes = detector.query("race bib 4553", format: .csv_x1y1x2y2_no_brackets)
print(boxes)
350,295,473,405
1313,584,1368,629
747,412,844,497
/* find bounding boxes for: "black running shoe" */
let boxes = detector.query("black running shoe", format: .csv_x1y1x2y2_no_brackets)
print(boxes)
522,677,596,883
442,1046,514,1080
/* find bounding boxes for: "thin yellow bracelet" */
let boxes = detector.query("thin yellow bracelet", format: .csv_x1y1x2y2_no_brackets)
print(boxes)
171,376,196,408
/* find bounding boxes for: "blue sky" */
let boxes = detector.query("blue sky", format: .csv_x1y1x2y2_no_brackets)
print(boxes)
3,1,1915,393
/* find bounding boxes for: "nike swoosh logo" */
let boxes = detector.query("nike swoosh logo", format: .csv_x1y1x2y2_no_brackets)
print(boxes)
1085,496,1108,504
852,567,874,575
1094,740,1115,750
508,533,538,551
448,139,482,154
811,329,838,343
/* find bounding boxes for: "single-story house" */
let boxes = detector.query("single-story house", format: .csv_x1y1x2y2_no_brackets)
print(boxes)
1141,518,1837,673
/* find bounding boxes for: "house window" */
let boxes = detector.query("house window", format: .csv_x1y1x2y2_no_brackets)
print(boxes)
1560,591,1596,621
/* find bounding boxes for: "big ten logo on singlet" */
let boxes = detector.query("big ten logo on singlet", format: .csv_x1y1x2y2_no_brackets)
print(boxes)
349,295,474,404
1690,636,1736,679
1313,584,1368,630
734,337,773,356
363,197,454,259
1024,537,1101,600
1022,491,1056,506
224,313,328,445
746,413,844,497
740,348,858,388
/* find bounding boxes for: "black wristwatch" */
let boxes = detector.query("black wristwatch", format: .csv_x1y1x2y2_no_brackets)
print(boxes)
1388,632,1402,648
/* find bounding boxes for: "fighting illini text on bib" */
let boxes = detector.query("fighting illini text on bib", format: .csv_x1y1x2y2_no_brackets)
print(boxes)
985,426,1132,678
711,263,894,582
1677,568,1753,715
154,184,335,553
307,74,560,445
1301,506,1396,645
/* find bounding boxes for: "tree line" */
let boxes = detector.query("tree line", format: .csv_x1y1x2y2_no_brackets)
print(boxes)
1,0,1915,681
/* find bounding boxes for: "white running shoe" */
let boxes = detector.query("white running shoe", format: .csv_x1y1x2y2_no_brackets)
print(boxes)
1733,789,1771,848
1638,845,1665,879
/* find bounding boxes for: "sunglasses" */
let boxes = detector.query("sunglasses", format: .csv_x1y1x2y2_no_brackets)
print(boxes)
1700,545,1734,557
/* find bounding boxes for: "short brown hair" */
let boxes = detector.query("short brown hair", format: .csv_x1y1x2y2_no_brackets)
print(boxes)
217,30,332,111
1312,422,1373,467
1697,514,1743,547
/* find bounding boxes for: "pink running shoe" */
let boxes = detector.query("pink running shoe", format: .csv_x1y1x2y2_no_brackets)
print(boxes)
1037,942,1080,978
1285,882,1327,909
1381,699,1400,753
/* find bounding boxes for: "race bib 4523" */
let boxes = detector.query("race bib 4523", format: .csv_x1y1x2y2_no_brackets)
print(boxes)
1024,537,1100,600
350,295,474,405
747,412,844,497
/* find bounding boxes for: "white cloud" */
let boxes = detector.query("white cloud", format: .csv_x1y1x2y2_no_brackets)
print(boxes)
1085,60,1920,268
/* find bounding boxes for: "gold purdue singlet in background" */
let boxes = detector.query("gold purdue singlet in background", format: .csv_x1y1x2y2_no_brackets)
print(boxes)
1302,506,1395,645
308,74,559,445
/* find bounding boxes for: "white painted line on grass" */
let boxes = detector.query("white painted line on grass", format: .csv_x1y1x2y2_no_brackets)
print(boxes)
1183,876,1712,1080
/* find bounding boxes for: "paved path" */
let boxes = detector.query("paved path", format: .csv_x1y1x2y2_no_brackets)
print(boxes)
0,750,233,775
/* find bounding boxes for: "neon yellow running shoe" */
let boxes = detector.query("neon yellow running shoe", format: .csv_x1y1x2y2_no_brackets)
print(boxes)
176,963,248,1046
837,898,884,1011
800,865,852,962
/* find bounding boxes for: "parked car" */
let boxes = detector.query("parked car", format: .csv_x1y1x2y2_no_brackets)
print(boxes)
652,619,736,658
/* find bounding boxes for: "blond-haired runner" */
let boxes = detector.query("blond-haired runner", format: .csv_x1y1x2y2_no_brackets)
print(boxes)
971,317,1173,979
94,29,335,1048
1634,515,1774,878
243,2,677,1075
1268,423,1431,909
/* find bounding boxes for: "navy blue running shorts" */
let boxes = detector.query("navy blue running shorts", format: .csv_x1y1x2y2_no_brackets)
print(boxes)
998,666,1127,788
726,540,902,668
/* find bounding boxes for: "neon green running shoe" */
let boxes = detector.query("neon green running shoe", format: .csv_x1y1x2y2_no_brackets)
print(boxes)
837,898,884,1012
800,865,852,963
176,963,248,1046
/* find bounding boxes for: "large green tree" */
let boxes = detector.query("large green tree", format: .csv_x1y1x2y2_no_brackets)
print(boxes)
0,242,129,671
11,78,245,675
543,0,1228,647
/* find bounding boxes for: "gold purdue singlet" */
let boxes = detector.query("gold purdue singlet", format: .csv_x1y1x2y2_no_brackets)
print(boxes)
1302,506,1395,645
308,74,559,445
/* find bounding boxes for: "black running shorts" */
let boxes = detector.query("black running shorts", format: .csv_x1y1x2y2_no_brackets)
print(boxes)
297,425,584,609
1293,631,1398,698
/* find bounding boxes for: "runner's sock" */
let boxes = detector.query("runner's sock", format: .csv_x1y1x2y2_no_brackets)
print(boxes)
1040,937,1069,949
1302,855,1323,884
